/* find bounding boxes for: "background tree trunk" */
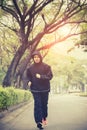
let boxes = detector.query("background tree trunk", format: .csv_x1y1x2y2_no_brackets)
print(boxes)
2,44,27,87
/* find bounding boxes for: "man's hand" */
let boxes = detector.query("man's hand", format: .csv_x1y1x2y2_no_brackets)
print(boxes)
28,81,32,87
36,73,41,79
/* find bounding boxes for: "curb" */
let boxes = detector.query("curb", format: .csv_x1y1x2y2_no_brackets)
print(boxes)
0,99,33,119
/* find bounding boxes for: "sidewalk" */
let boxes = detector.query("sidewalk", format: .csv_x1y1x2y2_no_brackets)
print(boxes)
0,101,31,119
0,101,35,130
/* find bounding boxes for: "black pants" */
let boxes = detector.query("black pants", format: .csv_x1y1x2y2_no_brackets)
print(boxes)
32,92,49,123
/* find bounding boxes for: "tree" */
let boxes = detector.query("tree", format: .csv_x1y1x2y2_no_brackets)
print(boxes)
0,0,87,87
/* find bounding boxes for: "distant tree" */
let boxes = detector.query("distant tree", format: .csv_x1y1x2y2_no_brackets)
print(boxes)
0,0,87,87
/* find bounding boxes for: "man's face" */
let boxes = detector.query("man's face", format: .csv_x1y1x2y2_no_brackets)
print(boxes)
33,55,40,63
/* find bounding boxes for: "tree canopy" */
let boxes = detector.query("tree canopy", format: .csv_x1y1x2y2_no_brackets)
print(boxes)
0,0,87,87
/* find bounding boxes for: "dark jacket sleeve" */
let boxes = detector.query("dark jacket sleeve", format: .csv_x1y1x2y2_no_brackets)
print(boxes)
40,65,53,80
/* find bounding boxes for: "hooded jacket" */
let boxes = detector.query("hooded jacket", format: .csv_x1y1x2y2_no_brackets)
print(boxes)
27,51,53,92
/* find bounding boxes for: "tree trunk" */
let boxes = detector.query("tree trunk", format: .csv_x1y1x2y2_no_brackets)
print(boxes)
13,55,32,89
2,44,27,87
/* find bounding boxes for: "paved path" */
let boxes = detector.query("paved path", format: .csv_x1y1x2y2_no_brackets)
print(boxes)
0,94,87,130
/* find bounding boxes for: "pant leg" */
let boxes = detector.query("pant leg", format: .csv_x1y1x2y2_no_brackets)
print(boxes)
32,92,43,123
41,92,49,119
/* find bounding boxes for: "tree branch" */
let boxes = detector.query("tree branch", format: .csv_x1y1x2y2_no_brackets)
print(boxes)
37,30,87,51
0,21,18,33
0,6,20,23
13,0,22,19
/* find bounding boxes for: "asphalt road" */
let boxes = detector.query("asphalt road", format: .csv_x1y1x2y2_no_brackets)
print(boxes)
0,94,87,130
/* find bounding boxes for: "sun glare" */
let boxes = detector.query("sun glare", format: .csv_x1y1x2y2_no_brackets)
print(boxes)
59,25,71,36
51,25,79,55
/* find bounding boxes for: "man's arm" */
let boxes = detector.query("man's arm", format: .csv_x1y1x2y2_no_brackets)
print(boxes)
36,66,53,80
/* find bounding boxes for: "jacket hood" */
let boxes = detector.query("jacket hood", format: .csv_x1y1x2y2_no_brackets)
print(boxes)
32,51,42,62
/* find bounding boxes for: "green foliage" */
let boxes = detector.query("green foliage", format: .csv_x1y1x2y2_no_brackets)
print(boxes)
0,87,10,110
44,50,87,93
79,92,87,97
0,86,31,111
0,69,5,85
